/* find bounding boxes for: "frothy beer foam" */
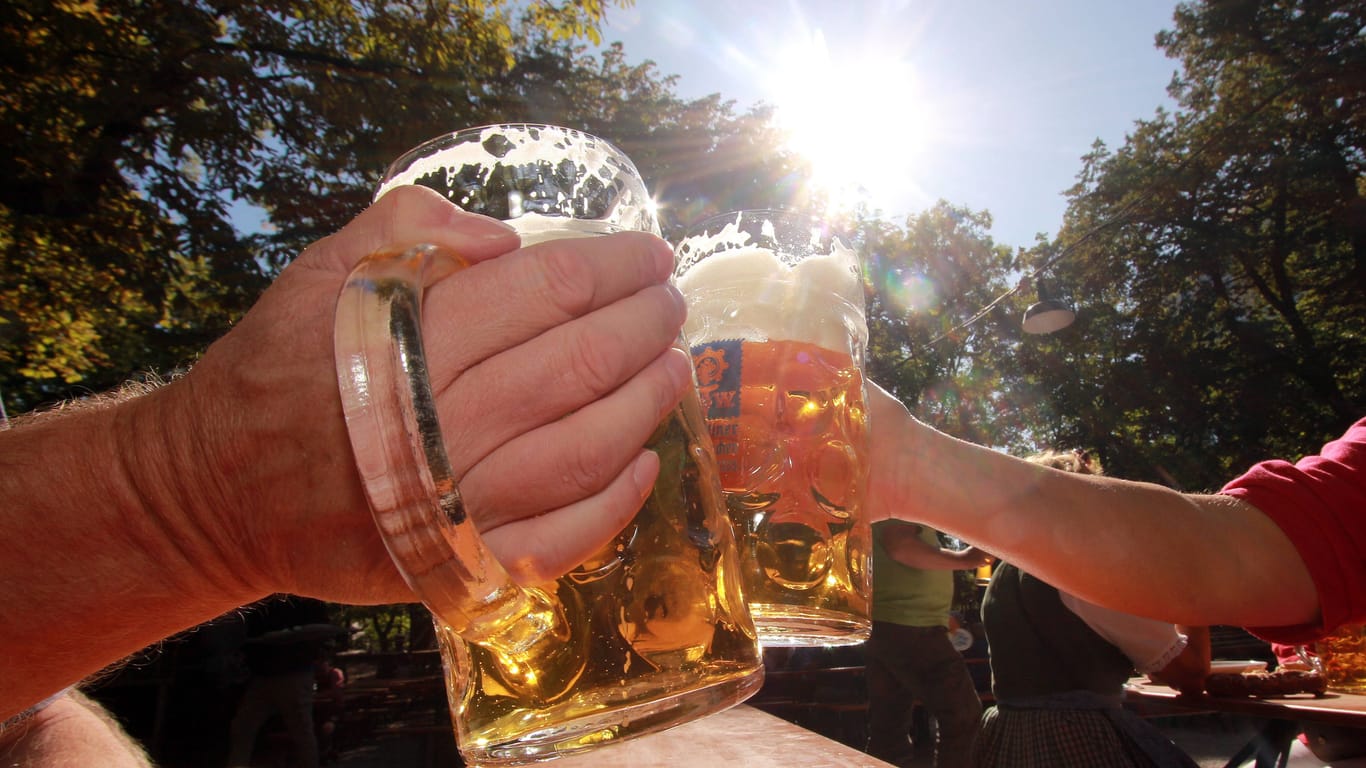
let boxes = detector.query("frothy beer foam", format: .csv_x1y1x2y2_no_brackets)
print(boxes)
507,213,620,246
676,245,867,352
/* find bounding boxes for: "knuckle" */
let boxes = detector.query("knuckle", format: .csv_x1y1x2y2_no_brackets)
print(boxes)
375,185,451,233
505,531,558,586
557,435,612,497
646,352,683,417
534,242,599,317
559,326,622,397
516,561,556,587
373,184,424,218
524,538,569,585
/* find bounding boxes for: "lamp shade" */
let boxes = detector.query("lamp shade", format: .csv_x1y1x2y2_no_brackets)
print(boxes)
1022,298,1075,334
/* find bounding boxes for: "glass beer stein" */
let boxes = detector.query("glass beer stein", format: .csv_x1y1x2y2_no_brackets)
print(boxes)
1300,624,1366,694
674,210,873,647
333,125,762,765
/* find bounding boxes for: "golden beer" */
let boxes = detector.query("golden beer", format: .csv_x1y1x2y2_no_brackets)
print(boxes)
1317,624,1366,694
676,215,873,646
439,394,762,762
354,125,764,766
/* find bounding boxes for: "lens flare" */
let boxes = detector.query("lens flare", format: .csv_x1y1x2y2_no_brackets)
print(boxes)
882,270,939,316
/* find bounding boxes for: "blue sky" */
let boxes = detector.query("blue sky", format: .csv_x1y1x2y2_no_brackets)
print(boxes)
598,0,1183,248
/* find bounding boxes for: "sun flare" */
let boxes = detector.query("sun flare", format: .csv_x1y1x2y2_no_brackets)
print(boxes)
763,30,931,215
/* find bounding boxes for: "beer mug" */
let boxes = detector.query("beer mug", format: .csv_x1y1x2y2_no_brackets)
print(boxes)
334,124,762,765
1300,624,1366,694
673,210,873,646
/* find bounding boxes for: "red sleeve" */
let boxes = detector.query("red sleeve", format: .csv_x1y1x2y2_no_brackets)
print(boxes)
1220,418,1366,645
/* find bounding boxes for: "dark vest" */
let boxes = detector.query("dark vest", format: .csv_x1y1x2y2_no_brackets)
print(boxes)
981,563,1136,701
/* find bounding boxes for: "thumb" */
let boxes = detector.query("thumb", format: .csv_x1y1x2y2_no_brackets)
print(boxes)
302,185,519,275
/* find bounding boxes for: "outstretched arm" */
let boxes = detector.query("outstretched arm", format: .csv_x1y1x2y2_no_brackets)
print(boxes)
0,187,691,719
866,384,1318,629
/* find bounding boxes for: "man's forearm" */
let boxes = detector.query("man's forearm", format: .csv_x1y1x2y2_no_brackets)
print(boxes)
0,388,258,720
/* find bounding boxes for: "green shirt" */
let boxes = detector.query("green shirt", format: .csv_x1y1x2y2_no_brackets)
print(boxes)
871,520,954,628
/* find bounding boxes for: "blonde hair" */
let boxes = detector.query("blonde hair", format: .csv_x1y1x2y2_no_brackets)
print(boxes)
1025,448,1104,476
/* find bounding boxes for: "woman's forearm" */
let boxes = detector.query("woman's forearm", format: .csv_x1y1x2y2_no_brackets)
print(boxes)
867,386,1319,628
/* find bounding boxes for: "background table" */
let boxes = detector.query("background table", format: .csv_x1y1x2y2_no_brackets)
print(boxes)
1125,676,1366,767
1125,677,1366,729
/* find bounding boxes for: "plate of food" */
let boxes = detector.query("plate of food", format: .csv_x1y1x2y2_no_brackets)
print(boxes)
1205,667,1327,698
1209,659,1269,674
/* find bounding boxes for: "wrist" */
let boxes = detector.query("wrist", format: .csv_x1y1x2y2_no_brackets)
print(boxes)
114,379,265,606
153,313,392,604
0,390,261,718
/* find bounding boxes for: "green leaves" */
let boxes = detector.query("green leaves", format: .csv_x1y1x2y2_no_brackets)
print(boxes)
3,0,1356,495
0,0,627,412
1030,0,1364,487
859,203,1029,449
858,0,1362,483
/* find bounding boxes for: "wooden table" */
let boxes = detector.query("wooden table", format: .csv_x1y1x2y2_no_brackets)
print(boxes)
1125,677,1366,729
1125,677,1366,767
549,704,895,768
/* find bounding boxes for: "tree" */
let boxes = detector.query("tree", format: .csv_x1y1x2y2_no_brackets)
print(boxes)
335,604,414,654
1023,0,1364,489
859,202,1027,449
0,0,627,413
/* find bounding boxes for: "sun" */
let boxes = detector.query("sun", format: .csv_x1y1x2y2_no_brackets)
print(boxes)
763,29,931,215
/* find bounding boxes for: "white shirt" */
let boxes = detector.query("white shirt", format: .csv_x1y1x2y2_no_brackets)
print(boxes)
1059,590,1187,673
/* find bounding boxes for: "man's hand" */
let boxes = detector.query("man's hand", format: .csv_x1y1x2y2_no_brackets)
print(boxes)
161,185,690,604
0,187,692,717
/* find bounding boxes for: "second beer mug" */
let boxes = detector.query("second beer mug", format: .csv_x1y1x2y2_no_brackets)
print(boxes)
336,125,763,765
674,210,873,646
1305,624,1366,694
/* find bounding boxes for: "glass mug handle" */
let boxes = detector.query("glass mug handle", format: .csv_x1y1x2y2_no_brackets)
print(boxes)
333,244,583,700
1295,644,1325,675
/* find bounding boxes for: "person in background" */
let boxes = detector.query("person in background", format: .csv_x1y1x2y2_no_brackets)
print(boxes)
226,596,340,768
1,186,692,764
3,189,1359,766
865,520,991,768
865,384,1365,643
973,450,1210,768
313,654,346,764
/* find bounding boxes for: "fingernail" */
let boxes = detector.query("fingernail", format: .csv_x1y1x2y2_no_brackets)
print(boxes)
633,450,661,496
663,347,692,393
664,282,686,315
456,211,519,238
652,236,678,279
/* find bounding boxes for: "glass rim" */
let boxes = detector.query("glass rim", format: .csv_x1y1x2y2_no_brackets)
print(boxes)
674,208,857,272
379,122,644,194
681,208,823,233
